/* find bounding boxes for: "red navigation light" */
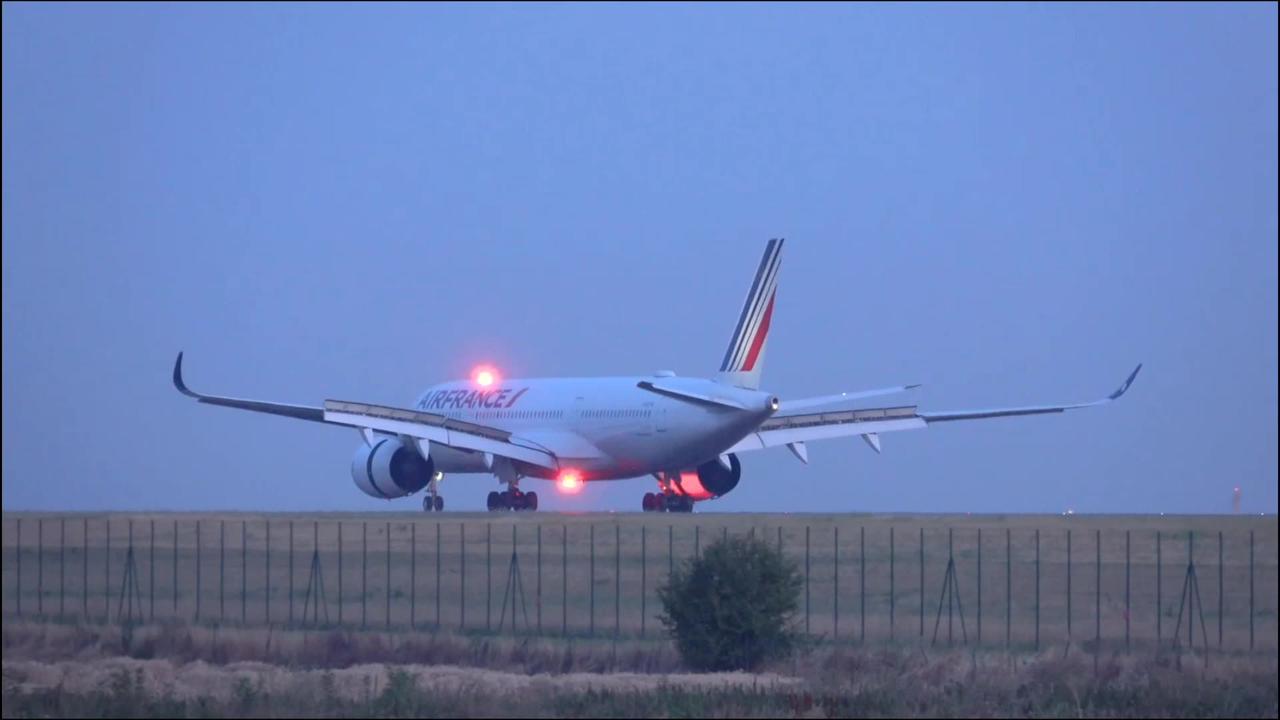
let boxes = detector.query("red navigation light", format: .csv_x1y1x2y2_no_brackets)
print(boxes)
558,471,583,493
472,365,499,387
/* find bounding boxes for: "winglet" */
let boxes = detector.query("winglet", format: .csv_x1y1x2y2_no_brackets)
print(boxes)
1109,363,1143,401
173,351,200,398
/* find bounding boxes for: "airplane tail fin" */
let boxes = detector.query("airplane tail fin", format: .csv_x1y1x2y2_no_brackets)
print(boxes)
715,238,783,390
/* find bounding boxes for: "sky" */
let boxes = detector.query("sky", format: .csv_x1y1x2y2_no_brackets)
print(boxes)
3,3,1276,514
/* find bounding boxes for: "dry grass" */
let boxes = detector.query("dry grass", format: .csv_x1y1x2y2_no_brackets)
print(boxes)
3,618,1275,718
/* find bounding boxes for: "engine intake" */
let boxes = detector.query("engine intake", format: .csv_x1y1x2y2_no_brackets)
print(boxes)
351,437,434,499
673,453,742,501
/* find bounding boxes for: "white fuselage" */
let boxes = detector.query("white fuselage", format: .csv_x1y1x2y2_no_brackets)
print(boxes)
415,375,776,481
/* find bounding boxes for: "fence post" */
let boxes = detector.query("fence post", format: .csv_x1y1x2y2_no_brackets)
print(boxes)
1006,528,1011,649
361,521,366,629
436,523,442,629
196,520,202,622
860,525,866,643
977,528,982,645
242,521,248,624
265,520,271,624
15,518,20,618
1095,529,1101,666
833,527,839,638
38,518,43,617
1034,529,1040,650
105,520,111,623
1066,529,1072,640
641,525,647,637
486,522,492,632
411,522,417,629
920,527,925,637
890,526,895,641
220,520,226,621
336,522,344,626
1125,530,1131,653
386,521,392,630
1187,531,1194,647
288,521,294,625
1156,531,1161,643
460,522,466,630
695,526,700,559
589,524,596,637
615,524,621,637
805,525,811,635
1217,530,1223,649
59,519,65,619
1249,530,1254,650
87,518,93,620
568,520,573,632
537,524,543,633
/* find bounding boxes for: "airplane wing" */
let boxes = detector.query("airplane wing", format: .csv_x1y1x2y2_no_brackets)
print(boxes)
728,364,1142,456
172,353,559,471
778,384,921,412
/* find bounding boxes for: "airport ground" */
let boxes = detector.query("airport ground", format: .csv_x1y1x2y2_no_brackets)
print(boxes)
3,511,1276,717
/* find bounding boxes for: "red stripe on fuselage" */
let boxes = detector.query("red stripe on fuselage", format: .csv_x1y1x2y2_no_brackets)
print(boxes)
741,294,775,372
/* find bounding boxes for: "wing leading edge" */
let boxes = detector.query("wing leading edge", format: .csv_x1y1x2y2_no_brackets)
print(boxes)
728,364,1142,455
172,353,559,470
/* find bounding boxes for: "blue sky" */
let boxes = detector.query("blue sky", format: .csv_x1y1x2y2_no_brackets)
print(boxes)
3,3,1276,513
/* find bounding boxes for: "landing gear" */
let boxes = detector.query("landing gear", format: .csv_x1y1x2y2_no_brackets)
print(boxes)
422,473,444,512
488,487,539,512
642,492,693,513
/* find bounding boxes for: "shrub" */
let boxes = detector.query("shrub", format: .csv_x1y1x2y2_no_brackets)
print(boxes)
657,534,803,671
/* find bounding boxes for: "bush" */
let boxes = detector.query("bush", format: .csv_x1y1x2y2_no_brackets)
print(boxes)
657,534,803,671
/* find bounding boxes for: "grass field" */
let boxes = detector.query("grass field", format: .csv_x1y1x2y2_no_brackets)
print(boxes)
3,512,1276,652
2,620,1276,718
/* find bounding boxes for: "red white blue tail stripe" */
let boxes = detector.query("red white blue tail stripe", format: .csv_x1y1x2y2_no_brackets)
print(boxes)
720,238,783,373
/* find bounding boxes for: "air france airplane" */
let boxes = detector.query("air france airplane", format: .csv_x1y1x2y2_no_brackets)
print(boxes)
173,239,1141,512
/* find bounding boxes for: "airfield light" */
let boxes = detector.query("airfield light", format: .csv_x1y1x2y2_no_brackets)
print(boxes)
558,471,583,493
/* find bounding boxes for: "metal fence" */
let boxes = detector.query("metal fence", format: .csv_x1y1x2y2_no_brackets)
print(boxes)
2,514,1275,656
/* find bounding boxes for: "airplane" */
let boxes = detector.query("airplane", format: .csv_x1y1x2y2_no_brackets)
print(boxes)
173,238,1141,513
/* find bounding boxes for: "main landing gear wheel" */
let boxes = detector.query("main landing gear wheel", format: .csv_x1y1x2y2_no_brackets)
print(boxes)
643,493,693,513
488,489,538,512
670,495,694,513
422,494,444,512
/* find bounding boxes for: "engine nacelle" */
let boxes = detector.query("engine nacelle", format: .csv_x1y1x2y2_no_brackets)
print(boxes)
351,437,435,499
672,453,742,501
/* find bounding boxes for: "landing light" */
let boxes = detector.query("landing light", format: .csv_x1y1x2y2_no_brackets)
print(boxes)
558,471,583,493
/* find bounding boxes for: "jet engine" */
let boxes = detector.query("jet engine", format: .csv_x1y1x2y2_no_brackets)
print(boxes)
351,437,434,499
672,453,742,501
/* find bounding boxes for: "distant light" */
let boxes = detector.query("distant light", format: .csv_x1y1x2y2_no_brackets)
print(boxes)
472,365,499,387
558,471,583,493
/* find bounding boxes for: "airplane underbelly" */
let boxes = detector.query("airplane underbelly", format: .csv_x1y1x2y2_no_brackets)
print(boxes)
427,442,490,473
